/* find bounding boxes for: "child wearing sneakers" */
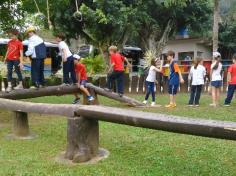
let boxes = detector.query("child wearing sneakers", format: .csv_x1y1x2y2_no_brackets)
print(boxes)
188,58,206,107
4,29,24,92
210,52,222,107
72,54,94,104
143,59,162,106
165,51,184,108
224,54,236,106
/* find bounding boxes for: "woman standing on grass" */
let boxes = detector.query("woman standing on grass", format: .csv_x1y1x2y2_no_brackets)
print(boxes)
143,58,162,106
188,58,206,107
210,52,223,107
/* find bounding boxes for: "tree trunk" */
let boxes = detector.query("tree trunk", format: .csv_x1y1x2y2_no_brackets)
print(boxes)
13,111,30,137
213,0,220,52
0,84,143,107
65,116,99,163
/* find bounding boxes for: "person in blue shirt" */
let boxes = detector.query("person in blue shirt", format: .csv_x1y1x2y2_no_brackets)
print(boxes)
25,26,46,89
165,50,184,108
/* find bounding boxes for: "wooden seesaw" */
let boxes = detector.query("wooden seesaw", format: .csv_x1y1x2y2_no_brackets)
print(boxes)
0,84,236,164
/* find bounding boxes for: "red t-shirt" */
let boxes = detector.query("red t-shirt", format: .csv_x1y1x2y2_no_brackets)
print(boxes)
110,53,125,71
75,63,88,81
6,39,23,60
228,64,236,84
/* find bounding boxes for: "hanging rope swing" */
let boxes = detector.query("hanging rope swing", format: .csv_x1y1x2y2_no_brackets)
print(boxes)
33,0,46,21
73,0,83,22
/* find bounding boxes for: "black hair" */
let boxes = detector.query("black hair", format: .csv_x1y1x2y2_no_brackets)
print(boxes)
55,32,66,41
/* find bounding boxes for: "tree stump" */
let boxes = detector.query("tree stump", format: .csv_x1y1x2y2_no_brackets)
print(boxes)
64,116,99,163
13,111,30,137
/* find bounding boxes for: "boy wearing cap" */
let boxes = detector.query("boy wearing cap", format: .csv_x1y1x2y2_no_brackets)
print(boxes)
224,54,236,106
4,29,24,92
165,50,184,108
73,54,94,104
55,33,76,85
106,45,131,97
25,26,46,89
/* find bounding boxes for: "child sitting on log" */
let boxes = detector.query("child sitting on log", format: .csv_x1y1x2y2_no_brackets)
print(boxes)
73,54,94,104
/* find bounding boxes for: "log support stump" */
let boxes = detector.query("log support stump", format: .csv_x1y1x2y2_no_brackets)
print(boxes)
64,116,99,163
6,111,35,140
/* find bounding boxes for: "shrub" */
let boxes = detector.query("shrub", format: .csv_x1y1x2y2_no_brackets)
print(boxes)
81,55,107,76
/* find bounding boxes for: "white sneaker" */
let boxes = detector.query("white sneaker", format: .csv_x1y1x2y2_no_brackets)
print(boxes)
151,102,156,106
143,100,147,105
14,84,23,90
6,86,12,92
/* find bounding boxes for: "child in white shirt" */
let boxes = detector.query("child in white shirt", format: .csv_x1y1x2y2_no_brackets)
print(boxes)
188,58,206,106
143,59,162,106
55,33,76,85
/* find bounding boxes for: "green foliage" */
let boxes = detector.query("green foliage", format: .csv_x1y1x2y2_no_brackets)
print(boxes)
81,55,107,75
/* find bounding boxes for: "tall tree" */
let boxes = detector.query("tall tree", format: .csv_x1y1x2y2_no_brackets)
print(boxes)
213,0,220,52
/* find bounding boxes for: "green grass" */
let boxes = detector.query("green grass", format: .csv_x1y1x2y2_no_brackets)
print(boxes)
0,94,236,176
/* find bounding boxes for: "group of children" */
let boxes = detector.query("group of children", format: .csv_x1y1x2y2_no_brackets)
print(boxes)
143,50,236,107
3,28,236,107
4,28,94,103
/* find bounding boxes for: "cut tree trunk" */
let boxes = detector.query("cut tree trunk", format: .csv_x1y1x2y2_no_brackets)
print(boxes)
213,0,219,52
13,111,30,137
65,116,99,163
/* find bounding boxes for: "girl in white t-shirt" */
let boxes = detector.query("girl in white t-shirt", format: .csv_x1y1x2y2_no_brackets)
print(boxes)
188,58,206,106
210,52,223,107
143,59,162,106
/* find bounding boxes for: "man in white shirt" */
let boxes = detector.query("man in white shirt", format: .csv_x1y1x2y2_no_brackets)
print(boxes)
25,26,46,88
55,33,76,85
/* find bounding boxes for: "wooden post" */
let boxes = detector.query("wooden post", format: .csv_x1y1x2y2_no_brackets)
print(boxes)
13,111,30,137
65,116,99,163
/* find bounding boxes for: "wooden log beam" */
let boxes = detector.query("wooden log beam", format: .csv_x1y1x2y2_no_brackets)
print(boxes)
85,83,144,106
76,106,236,141
0,98,78,117
1,98,236,140
0,84,144,106
0,85,79,100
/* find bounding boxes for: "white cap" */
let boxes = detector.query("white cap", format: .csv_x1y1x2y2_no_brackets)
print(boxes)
73,54,81,60
213,51,221,58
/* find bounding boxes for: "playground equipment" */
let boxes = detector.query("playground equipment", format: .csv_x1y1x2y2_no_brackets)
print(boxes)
0,84,236,163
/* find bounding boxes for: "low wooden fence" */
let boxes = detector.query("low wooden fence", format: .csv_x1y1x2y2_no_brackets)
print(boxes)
0,84,236,163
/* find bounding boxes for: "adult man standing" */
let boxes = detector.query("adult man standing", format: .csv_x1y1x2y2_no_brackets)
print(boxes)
4,29,24,92
25,26,46,89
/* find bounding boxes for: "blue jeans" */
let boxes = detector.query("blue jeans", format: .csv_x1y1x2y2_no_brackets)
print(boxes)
189,85,203,105
63,56,76,84
107,71,124,94
31,58,45,86
7,60,23,82
225,84,236,105
145,81,155,102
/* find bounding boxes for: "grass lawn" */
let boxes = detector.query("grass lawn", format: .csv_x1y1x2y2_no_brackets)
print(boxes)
0,93,236,176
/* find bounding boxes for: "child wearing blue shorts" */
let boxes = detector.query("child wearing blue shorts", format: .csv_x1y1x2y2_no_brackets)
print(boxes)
165,51,184,108
210,52,222,107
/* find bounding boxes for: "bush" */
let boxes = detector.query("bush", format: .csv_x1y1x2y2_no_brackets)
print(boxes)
81,55,107,76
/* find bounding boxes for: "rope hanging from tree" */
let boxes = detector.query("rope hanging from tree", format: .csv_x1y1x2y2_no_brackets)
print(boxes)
73,0,83,22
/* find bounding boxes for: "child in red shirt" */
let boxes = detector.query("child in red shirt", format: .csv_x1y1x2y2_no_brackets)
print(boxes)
4,29,24,92
224,54,236,106
106,45,131,97
73,54,94,104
